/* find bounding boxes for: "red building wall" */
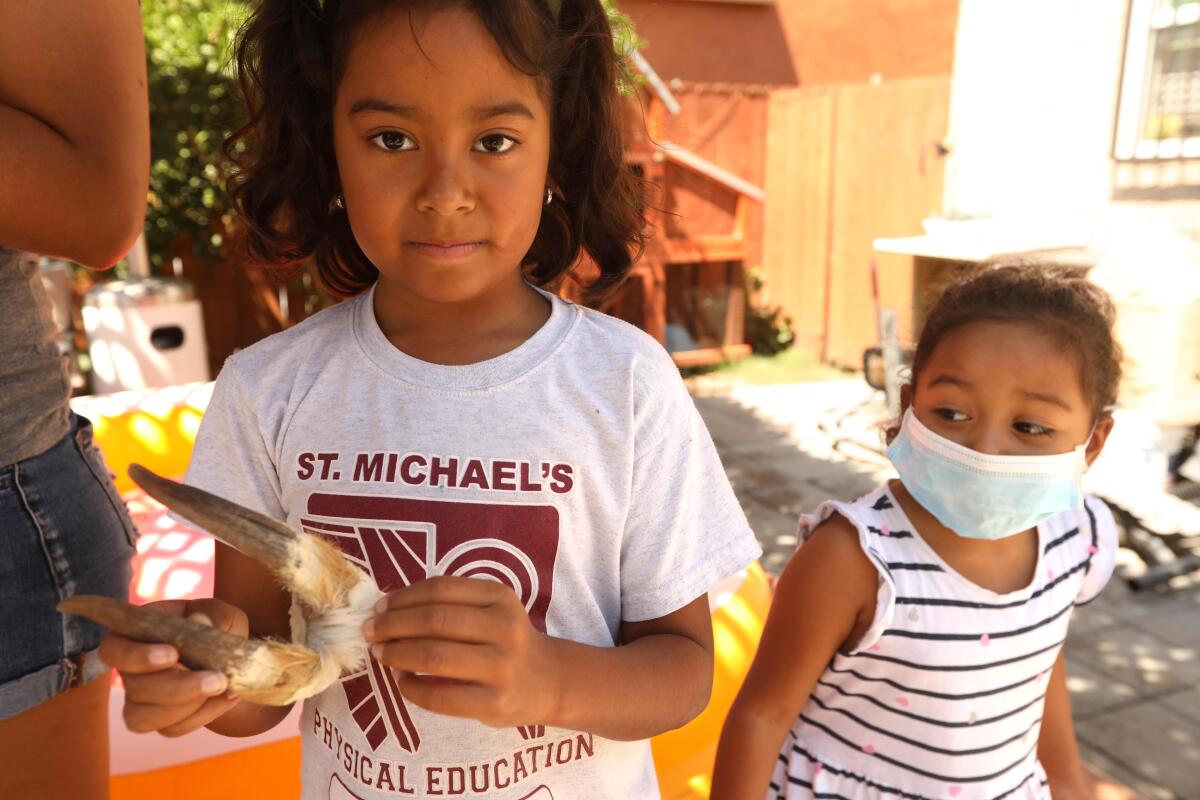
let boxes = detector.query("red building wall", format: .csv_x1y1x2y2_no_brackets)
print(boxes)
620,0,959,87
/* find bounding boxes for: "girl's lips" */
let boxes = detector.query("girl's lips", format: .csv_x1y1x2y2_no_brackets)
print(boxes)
407,241,485,260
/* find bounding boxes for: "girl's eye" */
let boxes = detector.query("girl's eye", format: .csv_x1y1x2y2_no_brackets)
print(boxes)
1014,421,1053,436
474,134,517,154
933,408,968,422
369,131,416,152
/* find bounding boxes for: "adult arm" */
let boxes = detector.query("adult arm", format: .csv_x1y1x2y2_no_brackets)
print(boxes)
0,1,149,267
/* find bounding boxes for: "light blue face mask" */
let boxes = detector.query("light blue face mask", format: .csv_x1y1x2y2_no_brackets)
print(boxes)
886,408,1089,540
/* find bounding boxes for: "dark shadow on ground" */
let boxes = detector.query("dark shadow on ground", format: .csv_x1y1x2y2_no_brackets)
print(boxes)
694,393,880,575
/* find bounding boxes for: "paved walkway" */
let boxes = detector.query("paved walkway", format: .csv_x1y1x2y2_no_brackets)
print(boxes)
690,377,1200,800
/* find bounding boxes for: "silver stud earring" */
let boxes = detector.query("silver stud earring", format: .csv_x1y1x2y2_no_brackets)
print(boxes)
545,187,553,206
334,193,345,209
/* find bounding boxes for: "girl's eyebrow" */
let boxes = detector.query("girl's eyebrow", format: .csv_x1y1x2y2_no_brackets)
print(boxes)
1020,389,1073,412
346,98,535,121
349,97,419,117
473,101,536,120
927,374,971,390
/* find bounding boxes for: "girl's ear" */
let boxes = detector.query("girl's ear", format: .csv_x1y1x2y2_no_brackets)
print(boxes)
1084,413,1115,468
884,383,914,446
899,383,913,417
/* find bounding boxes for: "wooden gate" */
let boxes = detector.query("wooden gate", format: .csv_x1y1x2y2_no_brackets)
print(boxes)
761,76,951,366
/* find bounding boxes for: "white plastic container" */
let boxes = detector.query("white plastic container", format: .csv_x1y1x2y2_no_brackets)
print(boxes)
83,277,210,394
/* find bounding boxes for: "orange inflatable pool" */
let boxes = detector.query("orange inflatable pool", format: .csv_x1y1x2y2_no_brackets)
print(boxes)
73,384,770,799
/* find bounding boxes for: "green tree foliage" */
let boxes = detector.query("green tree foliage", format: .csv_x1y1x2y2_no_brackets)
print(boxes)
142,0,247,270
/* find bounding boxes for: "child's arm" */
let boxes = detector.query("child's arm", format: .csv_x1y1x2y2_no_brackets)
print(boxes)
203,542,299,737
1037,652,1093,800
366,576,714,740
710,515,878,800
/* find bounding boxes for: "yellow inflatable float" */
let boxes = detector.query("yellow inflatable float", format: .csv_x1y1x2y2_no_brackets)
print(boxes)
73,384,771,800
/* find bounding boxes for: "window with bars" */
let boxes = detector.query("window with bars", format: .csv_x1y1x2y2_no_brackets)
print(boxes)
1115,0,1200,160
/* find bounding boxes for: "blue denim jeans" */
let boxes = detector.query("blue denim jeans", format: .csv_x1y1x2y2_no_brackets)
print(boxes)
0,413,135,719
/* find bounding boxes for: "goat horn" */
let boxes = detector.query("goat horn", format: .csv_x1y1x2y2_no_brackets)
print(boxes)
129,464,300,581
59,595,338,706
128,464,366,613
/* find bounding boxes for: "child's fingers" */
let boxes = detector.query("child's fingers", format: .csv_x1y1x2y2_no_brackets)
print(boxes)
98,633,179,674
365,604,495,645
377,576,513,612
122,693,207,734
184,599,249,638
123,667,228,707
373,639,492,682
393,672,497,721
158,694,241,738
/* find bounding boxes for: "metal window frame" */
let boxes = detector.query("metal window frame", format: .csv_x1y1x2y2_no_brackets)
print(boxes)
1113,0,1200,160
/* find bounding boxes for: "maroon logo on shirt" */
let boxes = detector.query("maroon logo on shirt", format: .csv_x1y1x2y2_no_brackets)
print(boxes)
301,493,560,753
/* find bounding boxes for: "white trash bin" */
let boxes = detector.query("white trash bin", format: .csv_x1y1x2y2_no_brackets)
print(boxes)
82,277,210,394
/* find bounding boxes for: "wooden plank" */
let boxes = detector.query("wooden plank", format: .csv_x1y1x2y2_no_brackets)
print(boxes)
762,86,836,357
823,76,950,366
656,143,766,202
671,344,753,369
661,236,746,264
723,261,746,348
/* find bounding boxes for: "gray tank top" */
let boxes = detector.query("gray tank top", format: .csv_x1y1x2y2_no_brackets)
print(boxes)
0,247,70,468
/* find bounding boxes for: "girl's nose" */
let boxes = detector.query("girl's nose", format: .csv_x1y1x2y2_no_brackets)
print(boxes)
416,156,475,216
966,426,1006,456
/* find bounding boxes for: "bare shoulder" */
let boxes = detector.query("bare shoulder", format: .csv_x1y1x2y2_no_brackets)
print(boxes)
775,512,878,622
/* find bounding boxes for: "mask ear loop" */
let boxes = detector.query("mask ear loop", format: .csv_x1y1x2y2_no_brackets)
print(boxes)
1080,405,1118,465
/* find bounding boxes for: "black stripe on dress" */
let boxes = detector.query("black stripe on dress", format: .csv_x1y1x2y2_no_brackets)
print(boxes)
798,715,1038,783
856,638,1064,672
788,743,1041,800
815,678,1045,728
869,525,915,539
806,694,1042,756
895,555,1090,609
1084,500,1099,574
1042,526,1079,554
882,600,1074,641
886,562,945,572
1075,501,1104,606
826,664,1047,700
784,776,848,800
787,745,936,800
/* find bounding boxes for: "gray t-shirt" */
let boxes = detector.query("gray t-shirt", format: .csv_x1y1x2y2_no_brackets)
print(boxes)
184,286,761,800
0,247,70,468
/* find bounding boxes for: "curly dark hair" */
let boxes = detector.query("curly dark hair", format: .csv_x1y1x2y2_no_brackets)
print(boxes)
224,0,645,302
907,261,1124,423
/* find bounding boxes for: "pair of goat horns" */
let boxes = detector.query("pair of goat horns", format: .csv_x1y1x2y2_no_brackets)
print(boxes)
58,465,383,706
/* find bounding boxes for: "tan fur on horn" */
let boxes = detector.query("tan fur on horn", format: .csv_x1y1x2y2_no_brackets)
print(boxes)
128,465,372,614
58,595,339,705
287,537,384,677
120,465,385,699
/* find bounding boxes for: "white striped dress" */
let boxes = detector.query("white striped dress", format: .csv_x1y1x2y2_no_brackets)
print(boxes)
769,484,1117,800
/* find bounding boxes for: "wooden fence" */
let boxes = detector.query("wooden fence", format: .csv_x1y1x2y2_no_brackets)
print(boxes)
761,76,951,366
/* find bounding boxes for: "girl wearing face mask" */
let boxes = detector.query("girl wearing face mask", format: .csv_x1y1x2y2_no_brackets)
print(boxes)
713,264,1122,800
